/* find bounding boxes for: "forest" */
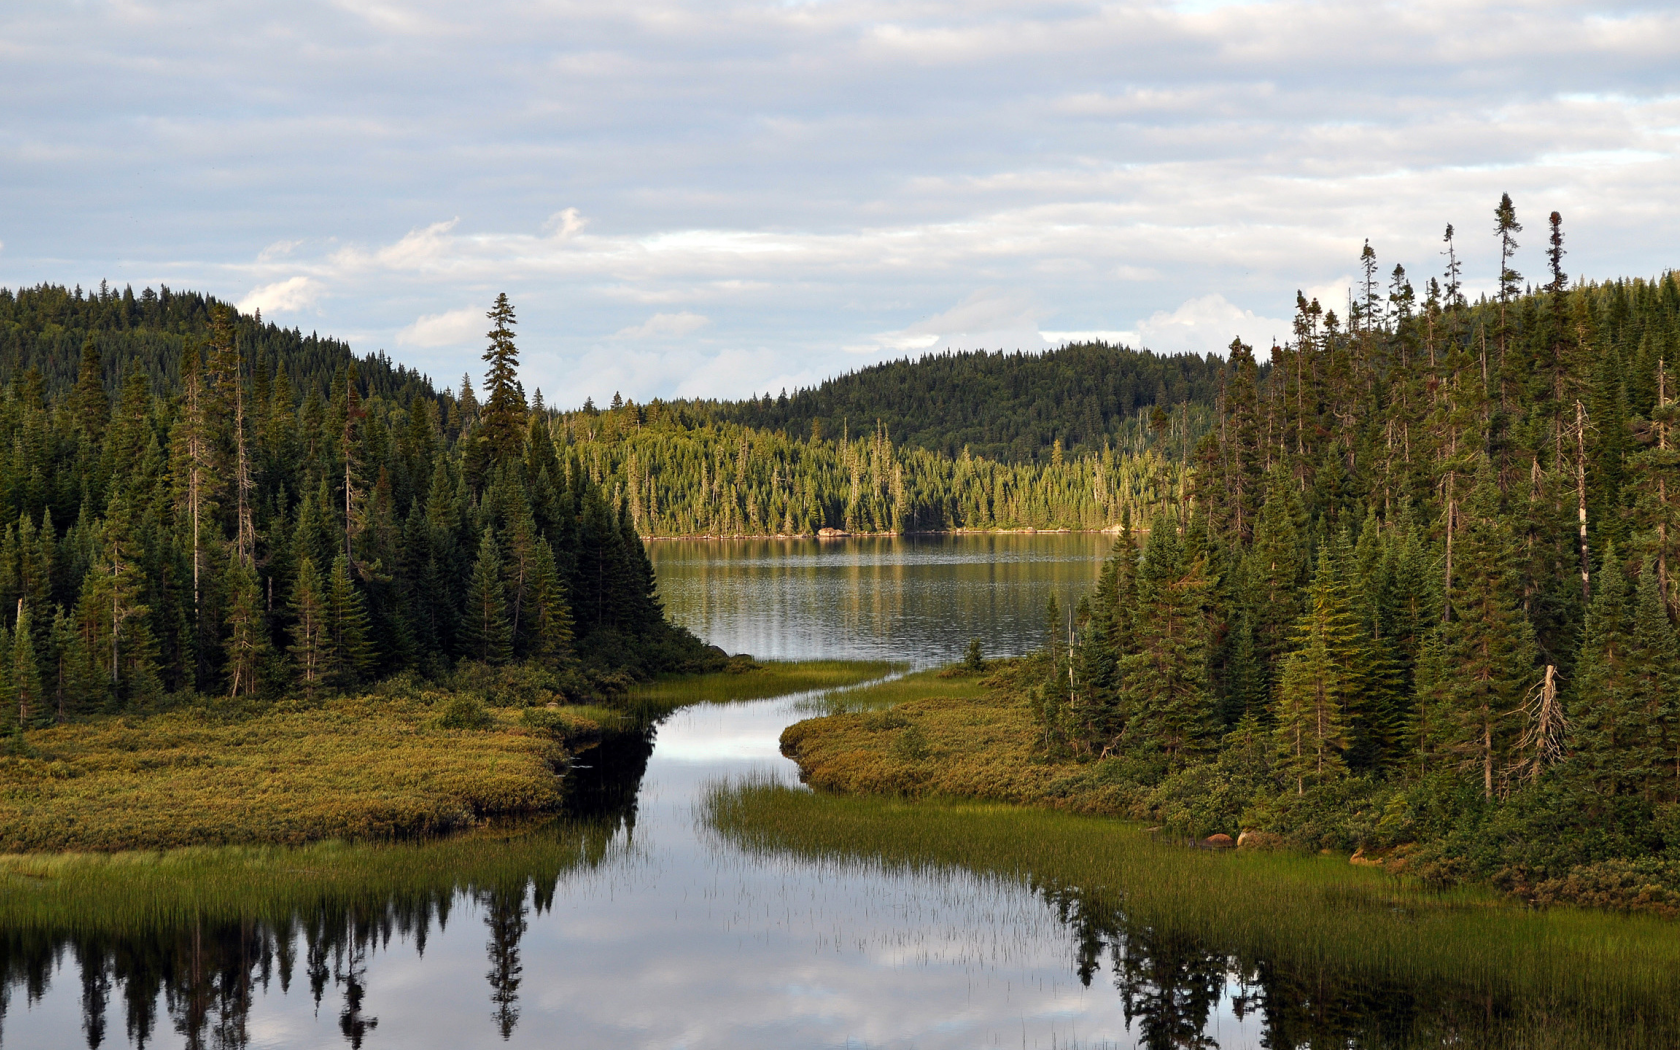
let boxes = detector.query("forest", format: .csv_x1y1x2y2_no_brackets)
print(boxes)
689,342,1225,463
1032,204,1680,900
0,285,718,725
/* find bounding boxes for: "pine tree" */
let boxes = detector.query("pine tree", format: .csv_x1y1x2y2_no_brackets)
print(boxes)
1421,465,1539,797
1570,543,1639,794
1273,630,1348,794
289,557,328,700
223,558,269,698
1626,558,1678,799
324,554,374,688
463,529,513,665
11,604,43,729
479,295,528,468
1120,518,1215,766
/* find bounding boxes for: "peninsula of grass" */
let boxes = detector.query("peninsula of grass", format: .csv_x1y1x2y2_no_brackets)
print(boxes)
779,658,1125,808
0,692,604,853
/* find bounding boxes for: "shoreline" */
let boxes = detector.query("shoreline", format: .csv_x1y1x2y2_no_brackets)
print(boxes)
641,525,1127,541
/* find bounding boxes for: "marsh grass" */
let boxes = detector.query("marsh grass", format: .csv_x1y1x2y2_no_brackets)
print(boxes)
705,781,1680,1048
624,660,899,714
0,694,591,852
0,818,617,936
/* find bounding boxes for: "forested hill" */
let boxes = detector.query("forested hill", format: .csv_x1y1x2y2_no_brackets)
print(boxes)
0,282,439,405
701,343,1228,463
0,288,717,725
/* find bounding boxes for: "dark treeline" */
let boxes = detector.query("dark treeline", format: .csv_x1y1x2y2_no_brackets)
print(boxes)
0,287,716,729
1038,202,1680,901
685,342,1227,464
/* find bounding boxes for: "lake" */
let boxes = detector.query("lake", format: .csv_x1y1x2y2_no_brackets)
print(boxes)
0,535,1669,1048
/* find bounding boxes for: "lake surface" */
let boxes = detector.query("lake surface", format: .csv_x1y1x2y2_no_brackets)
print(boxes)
0,536,1654,1048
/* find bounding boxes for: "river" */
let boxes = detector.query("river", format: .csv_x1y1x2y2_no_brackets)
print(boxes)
0,536,1655,1048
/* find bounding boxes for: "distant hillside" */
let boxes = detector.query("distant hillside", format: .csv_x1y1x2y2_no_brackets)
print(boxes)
0,282,440,404
705,343,1231,463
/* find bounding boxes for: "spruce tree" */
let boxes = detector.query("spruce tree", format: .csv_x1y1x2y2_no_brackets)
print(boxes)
289,557,328,700
1421,465,1539,797
223,559,268,699
463,529,513,665
1627,558,1678,799
324,554,374,688
1273,630,1348,794
479,295,528,468
1120,517,1215,767
1571,544,1638,794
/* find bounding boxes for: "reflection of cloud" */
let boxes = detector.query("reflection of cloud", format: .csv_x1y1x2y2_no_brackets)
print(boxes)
397,305,482,348
613,312,708,339
236,276,320,315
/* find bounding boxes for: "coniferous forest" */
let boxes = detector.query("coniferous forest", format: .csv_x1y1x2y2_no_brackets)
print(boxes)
0,286,719,723
1034,206,1680,901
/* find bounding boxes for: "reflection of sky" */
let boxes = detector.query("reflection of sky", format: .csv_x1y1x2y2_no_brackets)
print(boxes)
8,537,1273,1049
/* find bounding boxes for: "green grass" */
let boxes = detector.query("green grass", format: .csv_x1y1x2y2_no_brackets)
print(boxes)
705,781,1680,1049
779,659,1125,806
0,818,616,936
624,659,900,714
0,694,624,853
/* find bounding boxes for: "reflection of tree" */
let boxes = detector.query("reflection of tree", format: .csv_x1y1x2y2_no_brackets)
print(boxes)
336,909,379,1049
76,939,111,1048
483,885,529,1040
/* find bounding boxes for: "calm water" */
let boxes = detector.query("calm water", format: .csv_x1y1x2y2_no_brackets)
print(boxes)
0,536,1607,1048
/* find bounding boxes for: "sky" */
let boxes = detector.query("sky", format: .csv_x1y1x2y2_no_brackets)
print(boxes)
2,1,1676,409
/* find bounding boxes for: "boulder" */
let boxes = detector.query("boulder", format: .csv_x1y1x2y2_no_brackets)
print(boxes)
1204,833,1235,849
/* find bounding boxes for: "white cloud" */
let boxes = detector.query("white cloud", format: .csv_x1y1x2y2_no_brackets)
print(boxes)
236,276,320,315
1133,294,1291,358
3,0,1678,402
613,311,709,339
396,305,483,348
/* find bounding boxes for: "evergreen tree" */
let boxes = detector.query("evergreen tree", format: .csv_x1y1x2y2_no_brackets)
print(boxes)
1120,518,1215,767
479,295,528,469
1420,466,1539,797
223,559,268,698
462,530,513,665
10,604,43,729
324,554,374,688
289,557,328,700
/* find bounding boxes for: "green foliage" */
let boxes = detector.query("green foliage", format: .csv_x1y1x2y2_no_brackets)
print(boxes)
0,285,716,719
434,693,492,730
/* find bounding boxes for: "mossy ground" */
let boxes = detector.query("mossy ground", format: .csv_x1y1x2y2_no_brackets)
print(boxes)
0,694,598,852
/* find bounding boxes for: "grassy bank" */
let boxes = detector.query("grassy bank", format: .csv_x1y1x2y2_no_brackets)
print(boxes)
0,693,603,852
779,660,1129,808
706,781,1680,1048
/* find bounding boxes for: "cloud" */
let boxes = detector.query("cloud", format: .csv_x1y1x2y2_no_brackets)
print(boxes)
396,305,483,348
613,311,709,340
857,289,1047,355
1133,294,1292,358
3,0,1678,403
236,276,321,315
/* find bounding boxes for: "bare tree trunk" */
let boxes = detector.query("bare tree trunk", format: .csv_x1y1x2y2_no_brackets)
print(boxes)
1576,400,1590,601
